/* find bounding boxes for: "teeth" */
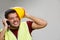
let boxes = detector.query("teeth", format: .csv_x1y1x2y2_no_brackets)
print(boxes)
14,22,18,24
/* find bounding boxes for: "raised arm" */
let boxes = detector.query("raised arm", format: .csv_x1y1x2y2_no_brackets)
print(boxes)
25,13,47,29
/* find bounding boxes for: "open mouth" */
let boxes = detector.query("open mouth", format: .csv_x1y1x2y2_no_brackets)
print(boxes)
13,21,18,25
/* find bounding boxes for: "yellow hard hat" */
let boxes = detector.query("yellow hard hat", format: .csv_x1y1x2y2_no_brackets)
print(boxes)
11,7,25,19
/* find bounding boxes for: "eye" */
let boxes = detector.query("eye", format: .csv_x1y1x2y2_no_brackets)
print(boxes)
9,17,14,20
16,15,19,19
16,16,18,18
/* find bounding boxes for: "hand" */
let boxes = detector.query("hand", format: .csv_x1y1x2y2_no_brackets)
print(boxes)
24,12,30,18
2,18,8,29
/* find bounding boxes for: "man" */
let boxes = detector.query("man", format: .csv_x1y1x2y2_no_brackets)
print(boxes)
0,7,47,40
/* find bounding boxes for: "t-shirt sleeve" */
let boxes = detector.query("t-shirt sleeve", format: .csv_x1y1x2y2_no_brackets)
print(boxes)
26,21,34,34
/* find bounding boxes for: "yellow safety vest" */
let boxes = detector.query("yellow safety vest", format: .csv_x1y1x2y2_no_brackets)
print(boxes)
0,22,32,40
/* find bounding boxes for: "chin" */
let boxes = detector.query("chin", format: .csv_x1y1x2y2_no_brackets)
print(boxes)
11,24,19,28
10,23,20,28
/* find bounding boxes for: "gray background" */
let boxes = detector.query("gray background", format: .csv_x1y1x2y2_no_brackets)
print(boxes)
0,0,60,40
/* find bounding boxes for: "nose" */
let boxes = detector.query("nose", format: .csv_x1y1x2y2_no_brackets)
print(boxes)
14,18,17,21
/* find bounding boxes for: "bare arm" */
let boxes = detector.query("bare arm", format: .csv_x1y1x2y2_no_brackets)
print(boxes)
0,19,8,40
0,27,7,40
25,13,47,29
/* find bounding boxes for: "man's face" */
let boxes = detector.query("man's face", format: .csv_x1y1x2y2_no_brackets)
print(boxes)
8,13,20,28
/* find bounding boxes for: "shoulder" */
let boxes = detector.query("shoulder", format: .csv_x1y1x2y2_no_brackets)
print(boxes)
26,21,33,26
26,21,34,33
22,21,33,26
